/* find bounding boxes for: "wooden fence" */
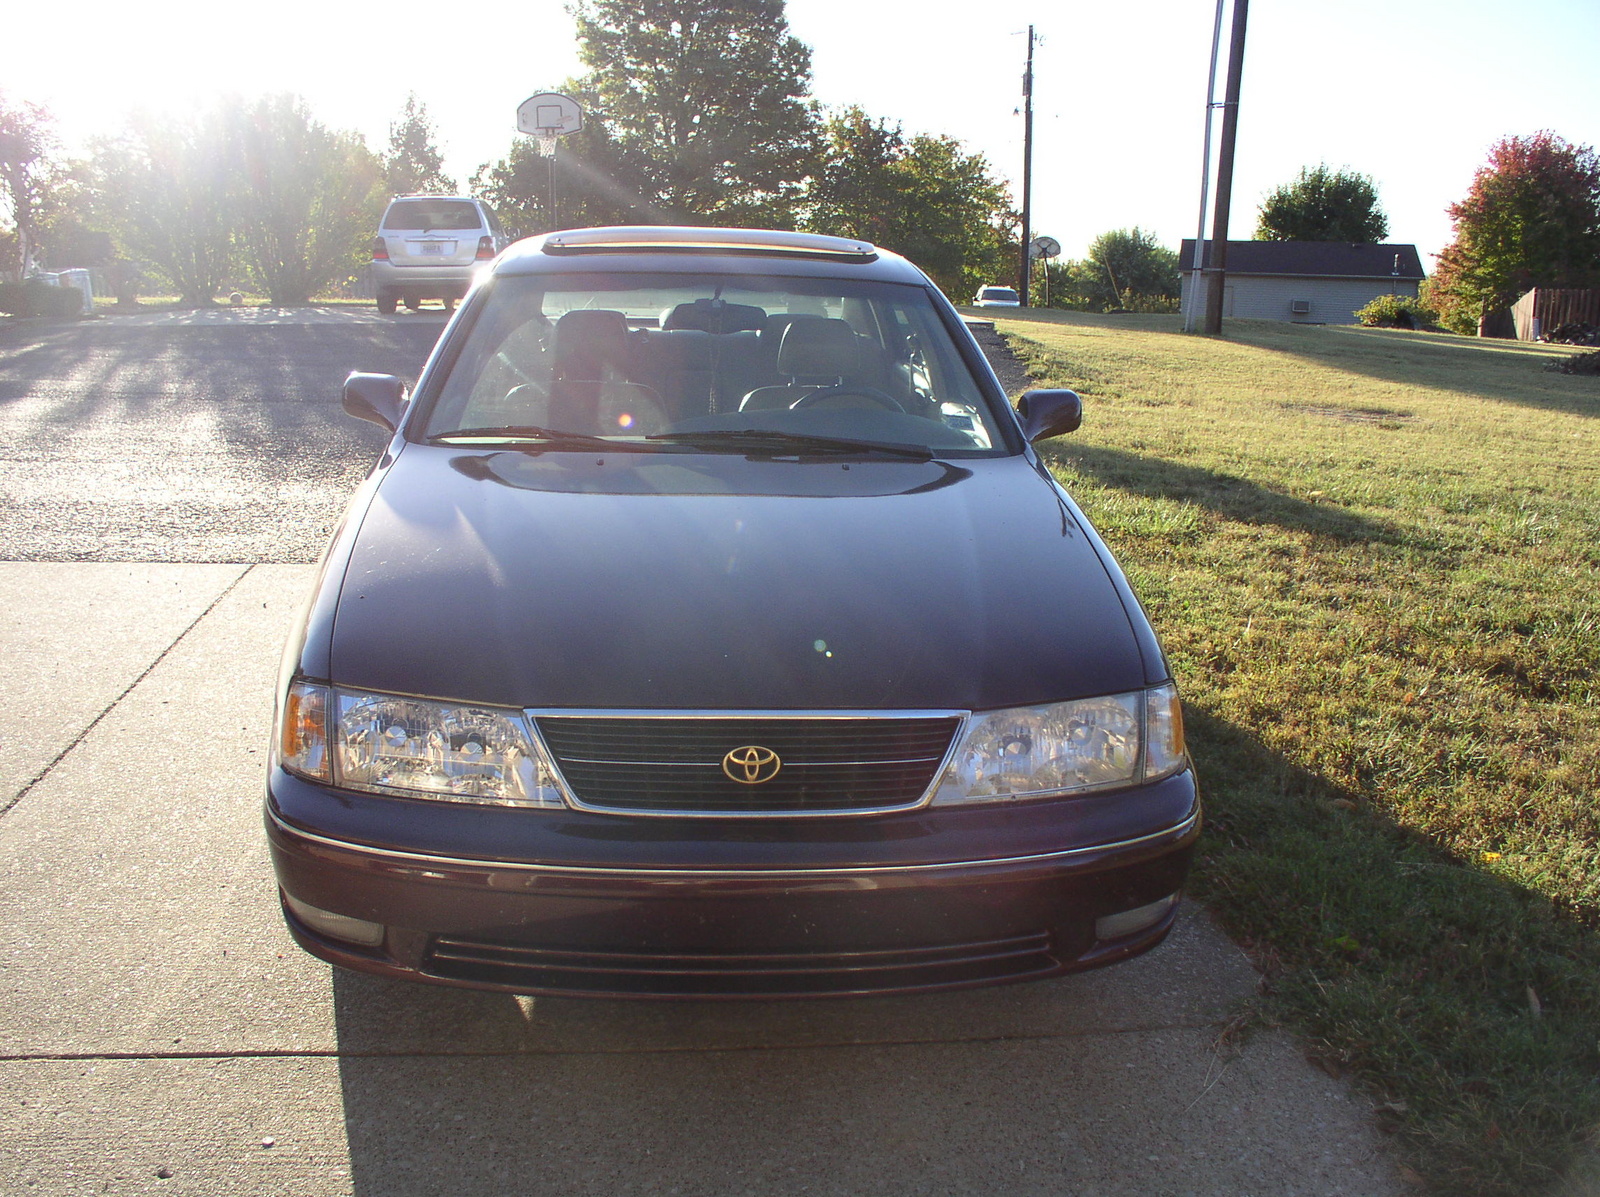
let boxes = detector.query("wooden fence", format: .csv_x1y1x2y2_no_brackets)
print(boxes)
1512,288,1600,340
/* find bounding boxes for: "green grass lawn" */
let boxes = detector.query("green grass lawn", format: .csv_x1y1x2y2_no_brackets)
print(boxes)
995,309,1599,1197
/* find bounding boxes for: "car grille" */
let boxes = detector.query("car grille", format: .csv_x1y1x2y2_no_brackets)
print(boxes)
424,931,1057,997
533,714,963,815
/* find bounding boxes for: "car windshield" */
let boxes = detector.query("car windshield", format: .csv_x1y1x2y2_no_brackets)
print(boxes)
383,200,482,231
421,272,1008,455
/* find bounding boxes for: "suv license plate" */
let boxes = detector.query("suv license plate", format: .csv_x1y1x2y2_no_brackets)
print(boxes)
417,241,450,256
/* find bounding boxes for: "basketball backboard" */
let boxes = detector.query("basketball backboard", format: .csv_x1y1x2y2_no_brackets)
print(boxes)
516,93,583,137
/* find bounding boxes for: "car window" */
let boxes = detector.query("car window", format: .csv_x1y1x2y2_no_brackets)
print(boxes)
421,273,1009,454
979,287,1017,302
382,200,484,231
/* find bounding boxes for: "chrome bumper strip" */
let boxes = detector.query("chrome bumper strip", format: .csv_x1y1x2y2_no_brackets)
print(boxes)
267,805,1199,880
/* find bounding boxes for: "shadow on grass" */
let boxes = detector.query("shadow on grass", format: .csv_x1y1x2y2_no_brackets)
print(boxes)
1183,706,1600,1197
1224,321,1600,420
997,308,1600,420
1048,442,1393,544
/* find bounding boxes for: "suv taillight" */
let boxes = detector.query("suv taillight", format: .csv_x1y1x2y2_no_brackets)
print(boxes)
475,236,496,261
371,237,388,261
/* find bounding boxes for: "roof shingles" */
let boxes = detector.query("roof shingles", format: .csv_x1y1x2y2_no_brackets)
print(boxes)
1178,240,1425,280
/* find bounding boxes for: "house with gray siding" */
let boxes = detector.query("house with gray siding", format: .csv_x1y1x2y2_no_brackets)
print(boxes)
1179,241,1425,325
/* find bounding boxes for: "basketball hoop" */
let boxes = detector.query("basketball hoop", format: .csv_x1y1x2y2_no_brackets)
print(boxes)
516,93,584,225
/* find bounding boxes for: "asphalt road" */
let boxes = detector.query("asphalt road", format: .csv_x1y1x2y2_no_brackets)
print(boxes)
0,311,444,563
0,309,1405,1196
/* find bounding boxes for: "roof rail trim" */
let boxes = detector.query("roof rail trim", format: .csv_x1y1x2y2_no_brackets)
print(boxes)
541,226,879,262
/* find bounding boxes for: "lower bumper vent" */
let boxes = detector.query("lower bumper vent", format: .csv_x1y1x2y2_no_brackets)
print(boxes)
425,931,1057,997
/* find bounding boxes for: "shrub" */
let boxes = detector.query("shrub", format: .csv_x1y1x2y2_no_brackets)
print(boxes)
1121,293,1182,315
1354,293,1438,329
1541,320,1600,346
0,279,85,318
1547,349,1600,374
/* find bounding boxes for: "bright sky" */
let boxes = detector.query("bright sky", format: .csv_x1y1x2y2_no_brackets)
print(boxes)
11,0,1599,268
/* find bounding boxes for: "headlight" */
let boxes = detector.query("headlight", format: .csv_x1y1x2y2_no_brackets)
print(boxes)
930,684,1187,805
275,684,564,808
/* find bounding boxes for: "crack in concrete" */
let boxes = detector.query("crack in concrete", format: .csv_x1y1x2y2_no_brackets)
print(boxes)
0,564,255,821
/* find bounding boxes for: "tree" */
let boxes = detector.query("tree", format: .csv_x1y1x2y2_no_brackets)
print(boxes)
36,158,115,270
473,117,648,236
1039,229,1178,312
1431,132,1600,335
233,95,384,304
803,108,1014,299
91,108,239,305
0,93,61,278
804,108,907,246
384,93,455,196
568,0,821,225
1255,165,1389,242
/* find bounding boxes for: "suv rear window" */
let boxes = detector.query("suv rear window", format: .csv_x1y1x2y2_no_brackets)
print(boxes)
382,200,482,231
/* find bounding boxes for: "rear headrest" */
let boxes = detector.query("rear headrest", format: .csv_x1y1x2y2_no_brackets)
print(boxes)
642,327,714,368
661,298,766,334
554,309,629,379
776,316,860,377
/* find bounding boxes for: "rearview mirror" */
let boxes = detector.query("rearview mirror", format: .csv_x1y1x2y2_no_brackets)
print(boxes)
1016,389,1083,442
343,372,409,431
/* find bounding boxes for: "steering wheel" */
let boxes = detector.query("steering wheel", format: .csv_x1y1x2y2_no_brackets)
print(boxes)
789,386,904,413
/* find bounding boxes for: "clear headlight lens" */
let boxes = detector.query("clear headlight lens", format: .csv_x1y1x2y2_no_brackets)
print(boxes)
276,683,564,807
931,684,1187,806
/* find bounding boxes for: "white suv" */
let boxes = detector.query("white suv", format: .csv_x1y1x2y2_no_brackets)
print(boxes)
371,196,506,314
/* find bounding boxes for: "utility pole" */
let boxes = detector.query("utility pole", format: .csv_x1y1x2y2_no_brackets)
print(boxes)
1018,24,1035,307
1202,0,1249,335
1182,0,1226,333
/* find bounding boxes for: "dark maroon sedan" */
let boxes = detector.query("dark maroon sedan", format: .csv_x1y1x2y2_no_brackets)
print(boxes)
267,226,1198,998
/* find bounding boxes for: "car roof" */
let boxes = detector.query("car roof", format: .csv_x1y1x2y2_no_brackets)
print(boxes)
386,194,483,203
493,226,930,285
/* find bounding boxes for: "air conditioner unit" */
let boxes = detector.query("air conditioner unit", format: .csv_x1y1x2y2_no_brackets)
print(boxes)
1290,299,1311,315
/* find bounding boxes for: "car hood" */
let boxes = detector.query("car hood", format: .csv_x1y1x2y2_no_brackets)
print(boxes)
326,445,1151,711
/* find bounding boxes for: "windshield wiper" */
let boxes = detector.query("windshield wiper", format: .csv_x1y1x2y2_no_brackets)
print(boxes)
429,425,649,451
646,429,935,460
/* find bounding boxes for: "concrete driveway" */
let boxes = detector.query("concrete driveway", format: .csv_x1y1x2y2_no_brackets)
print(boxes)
0,309,1405,1195
0,562,1404,1196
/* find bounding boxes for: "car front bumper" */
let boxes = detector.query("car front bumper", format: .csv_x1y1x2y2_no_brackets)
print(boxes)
266,767,1200,999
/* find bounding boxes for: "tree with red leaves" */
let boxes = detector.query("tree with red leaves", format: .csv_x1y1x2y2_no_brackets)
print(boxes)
1431,132,1600,336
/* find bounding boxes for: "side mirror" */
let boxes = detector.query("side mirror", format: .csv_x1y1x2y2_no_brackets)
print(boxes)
1016,388,1083,442
342,372,408,431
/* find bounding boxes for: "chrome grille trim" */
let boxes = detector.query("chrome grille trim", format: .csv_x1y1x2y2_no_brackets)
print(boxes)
527,708,970,819
268,806,1201,878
